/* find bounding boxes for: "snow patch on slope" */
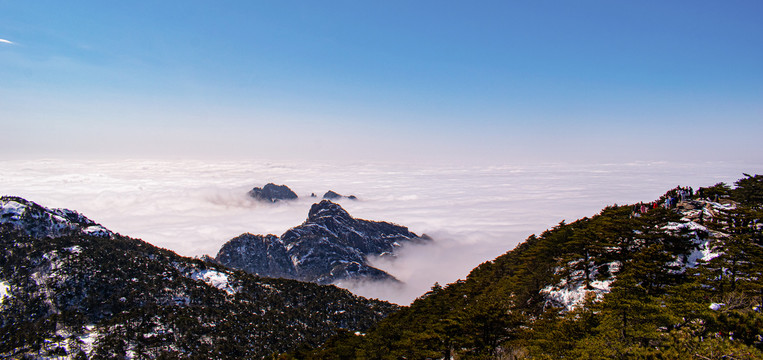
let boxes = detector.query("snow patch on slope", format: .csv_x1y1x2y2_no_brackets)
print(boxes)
685,239,721,267
541,279,614,311
79,325,100,355
543,199,738,312
65,245,83,254
663,199,735,269
46,324,100,358
190,269,236,295
0,281,10,306
662,221,708,232
541,260,621,312
662,219,719,269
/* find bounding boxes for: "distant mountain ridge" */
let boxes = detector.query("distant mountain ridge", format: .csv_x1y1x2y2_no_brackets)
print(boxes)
0,196,397,359
215,200,429,284
323,190,357,200
247,183,361,203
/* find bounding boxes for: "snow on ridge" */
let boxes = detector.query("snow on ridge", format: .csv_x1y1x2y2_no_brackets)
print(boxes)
0,196,114,238
0,199,26,218
190,269,237,295
84,225,111,236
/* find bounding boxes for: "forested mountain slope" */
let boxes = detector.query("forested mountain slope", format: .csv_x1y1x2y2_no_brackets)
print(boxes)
298,174,763,359
0,197,398,359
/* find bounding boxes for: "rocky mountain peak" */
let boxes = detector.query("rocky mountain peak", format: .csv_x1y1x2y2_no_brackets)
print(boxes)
0,195,114,238
323,190,358,201
248,183,298,202
323,190,343,199
307,200,352,222
217,200,429,284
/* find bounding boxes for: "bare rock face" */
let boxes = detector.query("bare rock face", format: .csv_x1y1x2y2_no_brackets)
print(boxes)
248,183,298,203
215,200,430,285
215,233,297,279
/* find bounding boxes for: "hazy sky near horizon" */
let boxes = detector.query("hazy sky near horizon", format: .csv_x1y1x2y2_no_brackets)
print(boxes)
2,1,762,163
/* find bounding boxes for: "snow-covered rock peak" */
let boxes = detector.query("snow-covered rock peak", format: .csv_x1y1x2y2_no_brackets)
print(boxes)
217,200,429,285
0,196,114,239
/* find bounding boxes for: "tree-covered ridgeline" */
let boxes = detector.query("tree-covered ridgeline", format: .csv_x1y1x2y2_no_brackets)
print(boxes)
296,174,763,359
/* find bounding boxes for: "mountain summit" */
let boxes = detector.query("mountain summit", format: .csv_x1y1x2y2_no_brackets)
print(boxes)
0,196,397,359
215,200,429,284
247,183,298,202
306,199,352,221
0,196,114,238
322,190,358,200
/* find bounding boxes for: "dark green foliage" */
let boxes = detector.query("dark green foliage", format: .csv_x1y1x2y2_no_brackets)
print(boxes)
300,175,763,359
733,173,763,209
702,182,733,201
700,205,763,300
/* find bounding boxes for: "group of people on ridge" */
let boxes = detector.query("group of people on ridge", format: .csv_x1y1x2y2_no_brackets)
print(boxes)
631,185,703,218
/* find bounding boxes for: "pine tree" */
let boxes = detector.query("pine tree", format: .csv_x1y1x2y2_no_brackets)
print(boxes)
559,217,614,290
733,173,763,209
701,207,763,298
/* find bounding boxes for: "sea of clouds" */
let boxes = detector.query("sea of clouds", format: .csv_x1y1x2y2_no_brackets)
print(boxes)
0,159,758,304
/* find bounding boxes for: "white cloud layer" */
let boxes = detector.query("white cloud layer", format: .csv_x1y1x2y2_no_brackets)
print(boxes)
0,39,14,45
0,159,758,304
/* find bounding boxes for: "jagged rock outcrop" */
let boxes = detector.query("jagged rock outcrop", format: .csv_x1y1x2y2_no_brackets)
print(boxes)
248,183,298,202
323,190,357,200
216,200,429,284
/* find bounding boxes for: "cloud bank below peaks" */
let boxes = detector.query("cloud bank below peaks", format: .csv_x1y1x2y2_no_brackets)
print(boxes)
0,159,758,304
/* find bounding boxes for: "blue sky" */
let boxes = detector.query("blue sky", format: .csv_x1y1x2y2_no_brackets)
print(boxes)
1,1,762,163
